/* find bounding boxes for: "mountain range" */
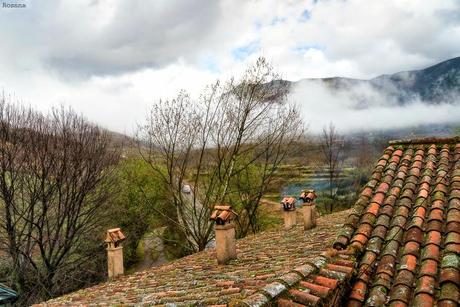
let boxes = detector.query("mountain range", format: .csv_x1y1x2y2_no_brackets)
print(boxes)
290,56,460,106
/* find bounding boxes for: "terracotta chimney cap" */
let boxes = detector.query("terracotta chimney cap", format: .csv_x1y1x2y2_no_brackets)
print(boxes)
299,189,317,203
210,204,237,225
281,196,297,211
105,228,126,244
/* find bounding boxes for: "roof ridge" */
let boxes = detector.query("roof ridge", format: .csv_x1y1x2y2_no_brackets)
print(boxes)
388,136,460,145
37,209,352,306
235,252,355,306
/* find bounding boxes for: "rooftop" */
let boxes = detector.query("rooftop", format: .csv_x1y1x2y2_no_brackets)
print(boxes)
334,138,460,306
38,209,351,306
38,136,460,306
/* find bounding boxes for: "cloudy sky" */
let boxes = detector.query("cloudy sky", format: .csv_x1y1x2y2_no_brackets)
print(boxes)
1,0,459,134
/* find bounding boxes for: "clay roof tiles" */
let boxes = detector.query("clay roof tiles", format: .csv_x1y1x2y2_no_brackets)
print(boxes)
37,210,352,306
281,196,297,211
333,137,460,307
299,189,317,203
104,228,126,244
35,136,460,306
210,205,238,225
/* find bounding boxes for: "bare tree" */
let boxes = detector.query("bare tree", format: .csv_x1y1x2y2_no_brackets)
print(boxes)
354,135,374,170
319,122,344,213
139,58,303,251
0,100,119,304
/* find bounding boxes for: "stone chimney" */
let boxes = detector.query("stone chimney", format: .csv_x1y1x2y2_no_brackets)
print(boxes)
210,205,238,264
281,196,297,229
299,190,318,230
105,228,126,279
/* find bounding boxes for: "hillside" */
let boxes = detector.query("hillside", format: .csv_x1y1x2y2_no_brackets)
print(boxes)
291,56,460,106
371,56,460,103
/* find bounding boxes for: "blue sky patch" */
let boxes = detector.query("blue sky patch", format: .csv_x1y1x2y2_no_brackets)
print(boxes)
300,10,311,22
293,43,326,54
200,57,220,73
231,41,261,61
270,16,287,26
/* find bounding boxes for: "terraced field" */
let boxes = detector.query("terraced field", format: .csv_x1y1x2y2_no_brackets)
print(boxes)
265,164,360,212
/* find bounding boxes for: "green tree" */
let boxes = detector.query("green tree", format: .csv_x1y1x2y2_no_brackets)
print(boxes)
110,159,168,266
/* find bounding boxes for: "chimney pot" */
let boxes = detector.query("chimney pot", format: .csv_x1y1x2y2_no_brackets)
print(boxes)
105,228,125,278
210,205,237,264
281,196,297,229
299,190,318,230
299,189,317,203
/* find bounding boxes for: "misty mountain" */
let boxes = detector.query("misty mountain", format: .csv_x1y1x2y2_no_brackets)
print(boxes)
290,56,460,107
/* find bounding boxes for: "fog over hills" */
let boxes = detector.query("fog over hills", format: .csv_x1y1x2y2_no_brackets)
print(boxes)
288,57,460,134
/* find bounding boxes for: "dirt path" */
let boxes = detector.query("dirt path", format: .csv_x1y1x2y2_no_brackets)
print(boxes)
133,228,167,272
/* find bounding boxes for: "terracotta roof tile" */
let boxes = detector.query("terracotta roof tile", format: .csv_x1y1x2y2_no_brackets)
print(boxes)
438,282,460,305
380,204,395,217
398,254,417,272
405,226,423,244
393,269,414,288
349,280,367,302
376,254,397,277
426,230,442,246
333,138,460,306
210,205,238,224
299,280,331,298
421,244,440,262
277,272,302,287
104,228,126,244
419,259,438,277
40,137,460,306
440,268,460,286
372,273,392,290
401,241,420,256
361,187,373,197
325,263,353,275
39,210,351,306
281,197,297,211
356,222,373,237
299,189,317,203
319,266,347,281
426,219,443,232
389,284,412,304
289,289,320,305
312,275,338,289
277,298,305,307
376,182,391,194
414,275,436,295
412,293,435,307
366,203,380,216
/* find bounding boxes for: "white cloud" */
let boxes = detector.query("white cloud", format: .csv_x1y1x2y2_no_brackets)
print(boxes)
0,0,459,134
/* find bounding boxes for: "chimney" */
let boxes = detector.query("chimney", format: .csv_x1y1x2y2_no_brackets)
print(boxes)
299,190,318,230
281,196,297,229
105,228,126,279
210,205,238,264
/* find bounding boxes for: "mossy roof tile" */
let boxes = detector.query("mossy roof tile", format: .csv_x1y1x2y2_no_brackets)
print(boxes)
38,210,350,306
334,138,460,306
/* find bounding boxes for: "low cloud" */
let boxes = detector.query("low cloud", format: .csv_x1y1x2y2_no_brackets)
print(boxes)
291,80,460,133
